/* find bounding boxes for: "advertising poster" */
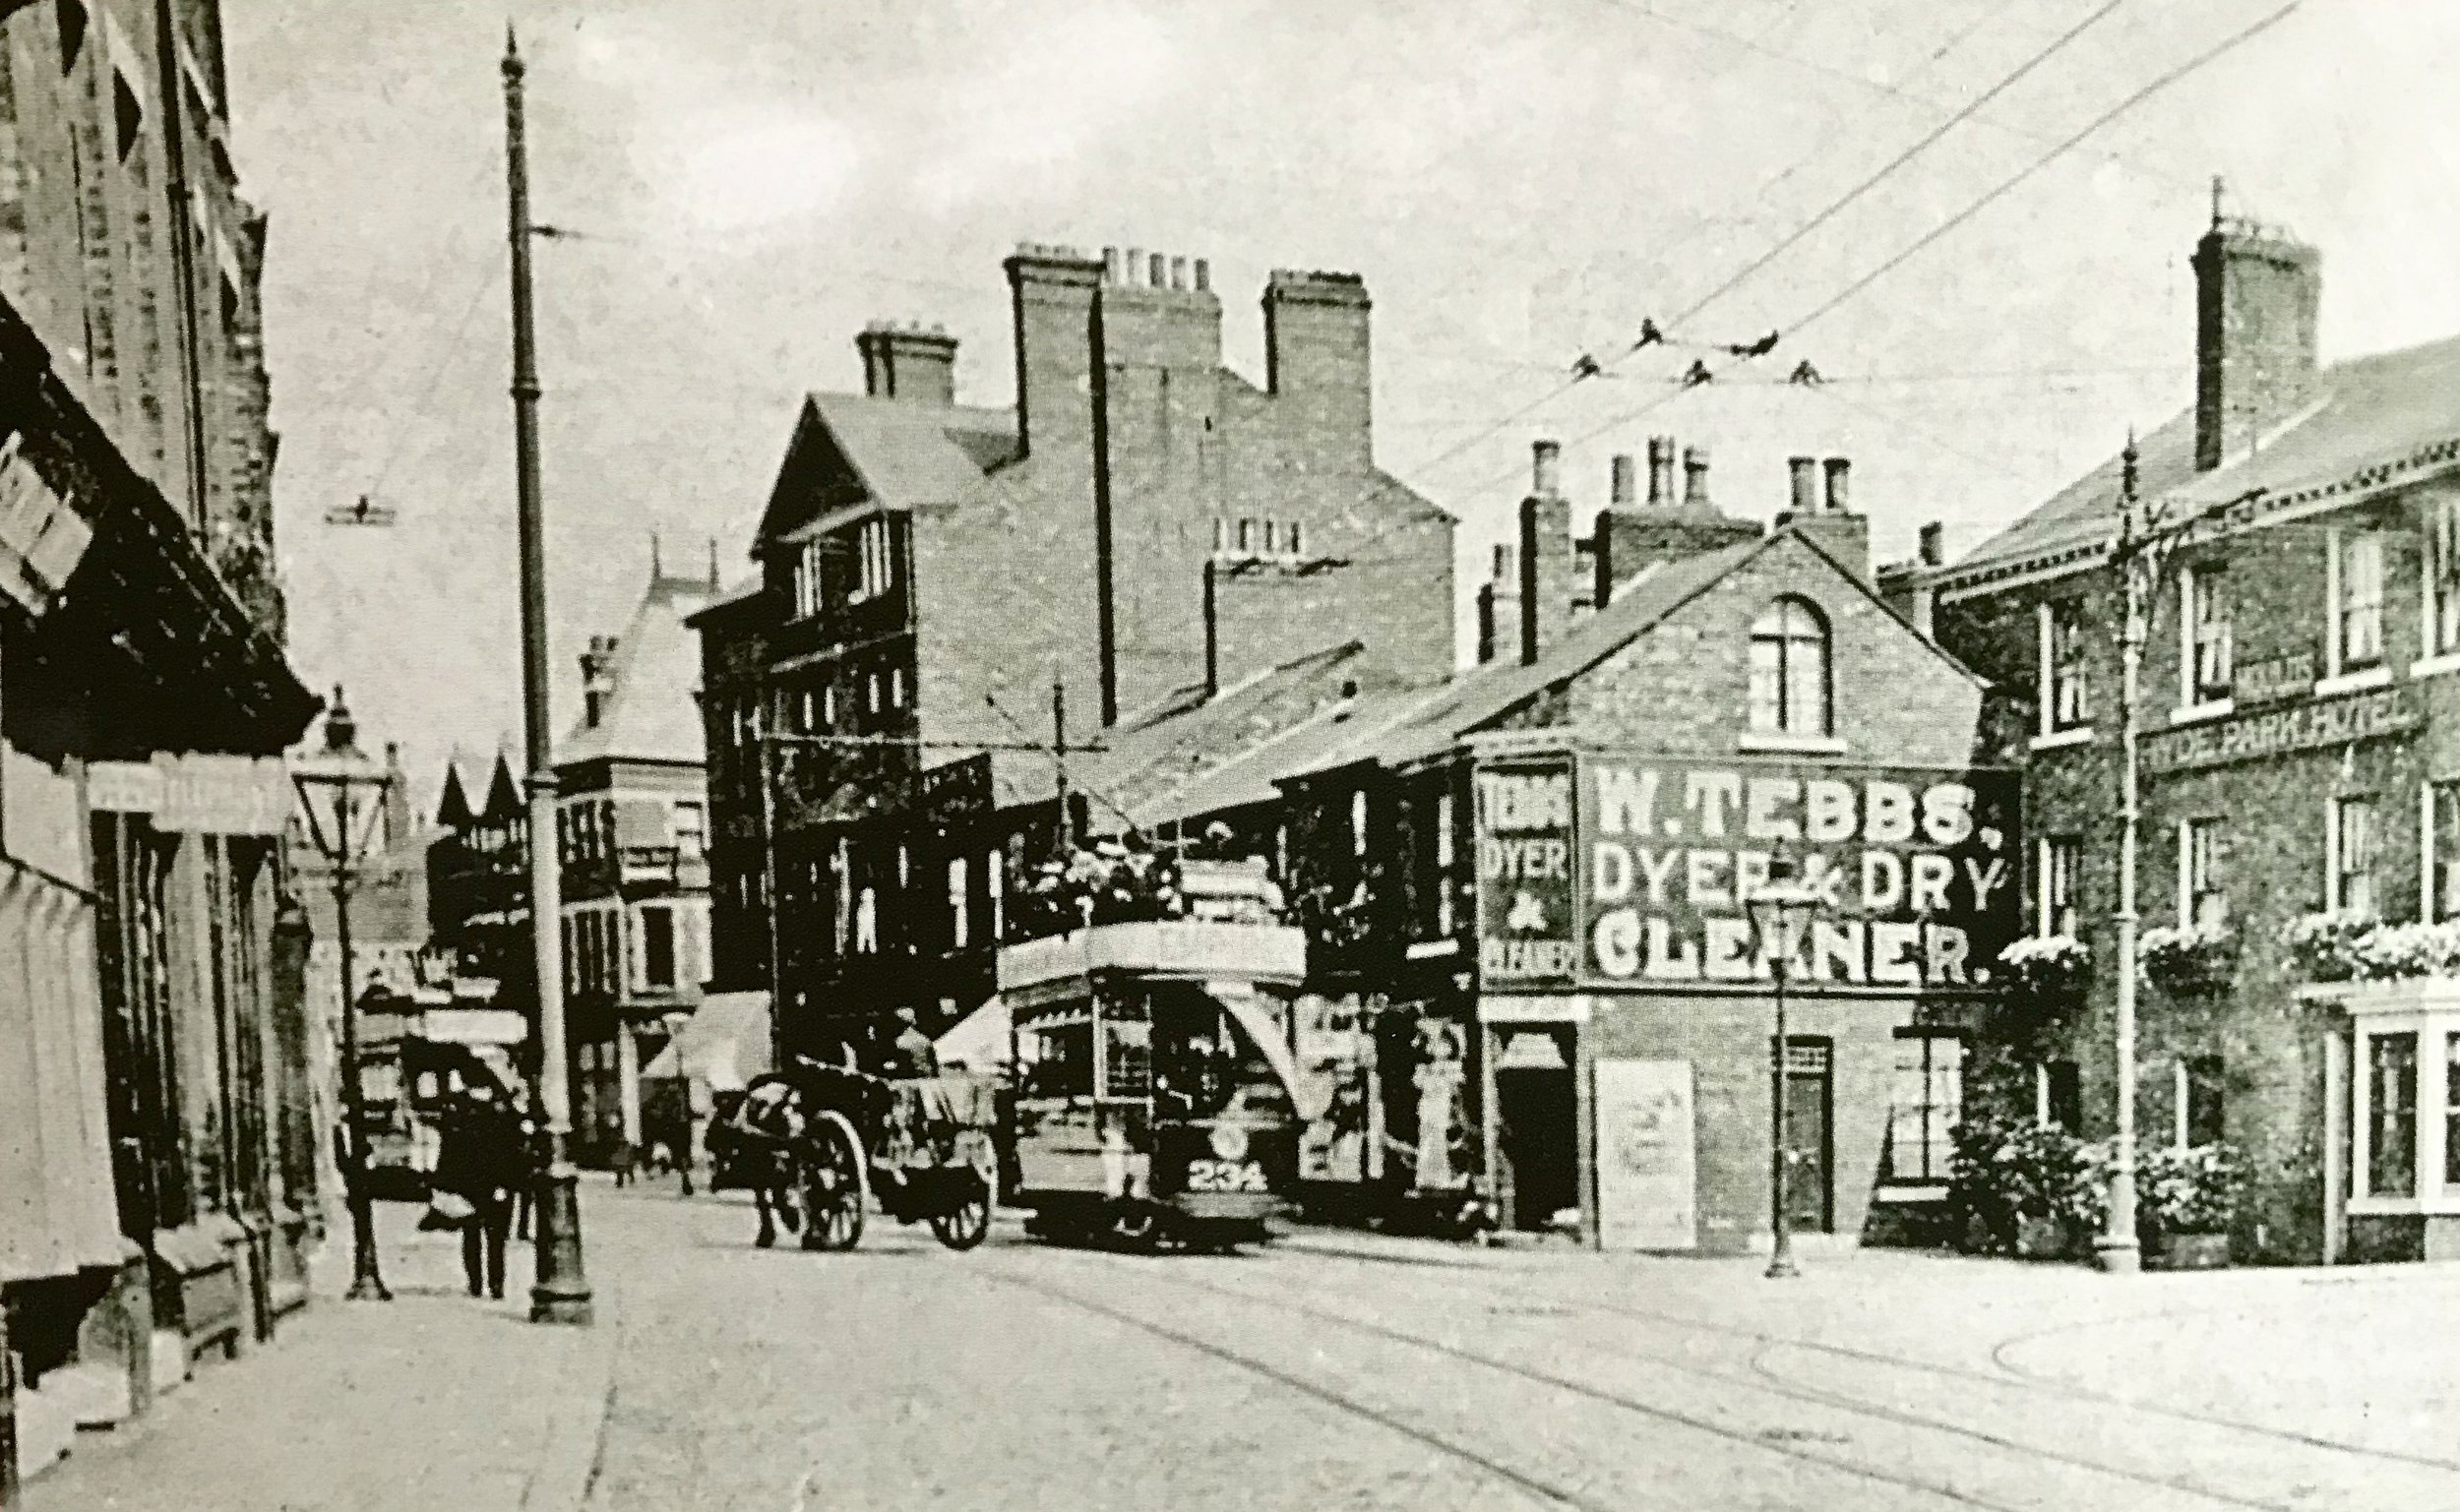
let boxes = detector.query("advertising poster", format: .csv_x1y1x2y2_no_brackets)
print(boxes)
1474,756,1579,985
1576,755,2022,992
1595,1058,1696,1251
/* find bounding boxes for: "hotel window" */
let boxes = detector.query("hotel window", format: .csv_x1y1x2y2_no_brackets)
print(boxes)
2368,1032,2419,1198
2179,1055,2225,1148
1887,1032,1963,1182
2435,781,2460,921
2333,528,2385,672
2183,566,2233,704
2432,500,2460,656
1747,596,1831,736
2043,599,2092,731
2037,835,2081,937
948,856,970,949
2035,1058,2082,1131
854,518,894,600
2332,796,2379,918
640,905,676,991
2180,818,2227,931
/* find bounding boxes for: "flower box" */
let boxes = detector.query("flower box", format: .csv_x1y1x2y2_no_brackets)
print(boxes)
1997,936,2090,1013
2282,912,2460,985
2137,923,2237,997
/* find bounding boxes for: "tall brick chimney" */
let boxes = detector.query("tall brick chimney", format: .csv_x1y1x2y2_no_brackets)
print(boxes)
1263,270,1373,470
2192,195,2321,473
855,321,958,405
1477,543,1519,665
1518,441,1573,666
1784,455,1870,583
1004,242,1105,459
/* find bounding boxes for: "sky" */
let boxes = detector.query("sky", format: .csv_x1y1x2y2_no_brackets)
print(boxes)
219,0,2460,816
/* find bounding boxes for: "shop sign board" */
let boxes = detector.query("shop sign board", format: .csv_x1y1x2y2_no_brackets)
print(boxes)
2141,684,2418,774
1577,755,2022,992
89,755,289,835
1473,756,1579,985
1595,1058,1695,1250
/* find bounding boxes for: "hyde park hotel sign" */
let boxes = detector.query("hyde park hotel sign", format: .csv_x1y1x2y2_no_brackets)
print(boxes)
1477,752,2022,994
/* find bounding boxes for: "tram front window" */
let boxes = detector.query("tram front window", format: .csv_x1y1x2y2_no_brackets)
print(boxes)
1153,992,1289,1122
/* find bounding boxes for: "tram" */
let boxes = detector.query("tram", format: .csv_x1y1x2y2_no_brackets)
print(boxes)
1002,916,1316,1250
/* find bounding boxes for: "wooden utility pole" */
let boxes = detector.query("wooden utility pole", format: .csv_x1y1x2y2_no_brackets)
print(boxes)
504,27,590,1325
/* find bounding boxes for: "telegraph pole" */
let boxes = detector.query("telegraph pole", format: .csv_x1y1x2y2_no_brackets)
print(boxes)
504,27,590,1326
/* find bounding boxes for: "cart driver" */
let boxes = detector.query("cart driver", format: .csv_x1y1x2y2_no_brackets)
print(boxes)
892,1006,940,1080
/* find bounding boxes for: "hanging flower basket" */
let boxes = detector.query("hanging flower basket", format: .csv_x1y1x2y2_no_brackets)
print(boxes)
2282,912,2460,984
2136,923,2237,997
1996,936,2090,1015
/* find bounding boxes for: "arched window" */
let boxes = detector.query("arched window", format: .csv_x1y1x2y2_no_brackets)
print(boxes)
1749,597,1831,736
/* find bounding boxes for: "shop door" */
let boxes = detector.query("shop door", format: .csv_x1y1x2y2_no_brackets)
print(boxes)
1781,1041,1833,1234
1497,1028,1579,1232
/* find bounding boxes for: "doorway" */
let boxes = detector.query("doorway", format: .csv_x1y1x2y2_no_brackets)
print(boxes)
1780,1038,1834,1234
1496,1026,1579,1233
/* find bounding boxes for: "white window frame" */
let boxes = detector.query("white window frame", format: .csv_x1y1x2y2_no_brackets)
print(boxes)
2176,564,2234,721
2036,835,2081,938
987,848,1007,942
1434,790,1457,937
1884,1030,1964,1187
2321,526,2391,695
2421,496,2460,676
2330,794,2379,919
2034,599,2094,748
948,856,970,949
2179,817,2225,931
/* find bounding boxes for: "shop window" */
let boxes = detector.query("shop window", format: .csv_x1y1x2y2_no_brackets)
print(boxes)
1886,1032,1962,1182
2183,565,2233,704
2180,818,2226,930
2368,1032,2418,1198
640,905,675,991
1747,596,1830,736
2041,599,2092,732
2333,528,2385,673
2037,835,2080,937
2331,796,2378,918
2179,1055,2225,1148
2036,1058,2082,1131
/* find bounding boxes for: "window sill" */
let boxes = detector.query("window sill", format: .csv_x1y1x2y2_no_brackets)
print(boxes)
2315,664,2391,698
1873,1181,1949,1204
2169,698,2235,726
2029,726,2096,752
1737,732,1848,756
2413,650,2460,682
2345,1194,2460,1218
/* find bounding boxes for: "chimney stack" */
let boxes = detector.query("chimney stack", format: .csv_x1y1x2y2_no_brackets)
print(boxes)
1518,450,1574,667
1682,446,1710,511
1610,454,1636,507
1646,436,1675,506
855,321,959,406
1822,456,1851,514
1786,456,1818,520
1477,543,1521,664
2192,197,2321,472
1783,454,1871,583
1918,521,1944,566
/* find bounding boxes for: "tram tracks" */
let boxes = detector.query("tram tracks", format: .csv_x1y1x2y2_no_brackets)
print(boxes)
997,1246,2454,1512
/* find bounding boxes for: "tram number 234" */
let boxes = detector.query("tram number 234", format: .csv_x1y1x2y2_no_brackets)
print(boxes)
1184,1158,1267,1192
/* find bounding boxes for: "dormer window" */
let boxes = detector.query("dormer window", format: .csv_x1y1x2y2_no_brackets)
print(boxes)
791,539,826,619
1748,597,1830,737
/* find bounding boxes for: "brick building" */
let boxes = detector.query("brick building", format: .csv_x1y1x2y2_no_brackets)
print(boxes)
692,243,1454,1061
553,563,716,1167
1271,442,2010,1251
0,0,316,1488
1928,209,2460,1265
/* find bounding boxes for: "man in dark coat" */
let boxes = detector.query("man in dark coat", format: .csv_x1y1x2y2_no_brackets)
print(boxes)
892,1006,939,1080
433,1080,524,1300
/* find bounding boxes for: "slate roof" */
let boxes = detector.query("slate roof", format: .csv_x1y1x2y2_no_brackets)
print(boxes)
1941,331,2460,592
558,573,718,768
770,394,1018,543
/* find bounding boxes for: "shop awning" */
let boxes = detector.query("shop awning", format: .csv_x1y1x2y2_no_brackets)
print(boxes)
644,992,770,1092
933,998,1010,1071
0,866,127,1282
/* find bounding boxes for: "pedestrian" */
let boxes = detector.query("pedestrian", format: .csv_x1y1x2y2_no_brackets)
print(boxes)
892,1006,940,1079
433,1080,523,1300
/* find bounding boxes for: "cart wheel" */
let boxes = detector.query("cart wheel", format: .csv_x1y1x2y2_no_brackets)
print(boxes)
798,1110,869,1252
928,1136,997,1252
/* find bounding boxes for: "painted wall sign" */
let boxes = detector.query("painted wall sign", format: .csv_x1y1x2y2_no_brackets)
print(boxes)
2141,685,2419,773
1594,1058,1696,1251
1473,757,1579,984
1577,755,2022,991
2234,649,2317,709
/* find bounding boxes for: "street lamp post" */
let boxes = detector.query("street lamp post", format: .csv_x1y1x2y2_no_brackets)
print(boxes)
289,687,393,1302
1747,853,1824,1281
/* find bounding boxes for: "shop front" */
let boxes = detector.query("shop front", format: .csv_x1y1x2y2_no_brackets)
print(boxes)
1469,744,2021,1252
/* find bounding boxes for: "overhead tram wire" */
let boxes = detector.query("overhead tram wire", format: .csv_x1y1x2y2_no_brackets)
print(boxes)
348,258,505,518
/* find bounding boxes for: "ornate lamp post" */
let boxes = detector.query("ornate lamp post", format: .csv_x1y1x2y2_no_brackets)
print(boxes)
289,687,393,1302
1748,853,1824,1280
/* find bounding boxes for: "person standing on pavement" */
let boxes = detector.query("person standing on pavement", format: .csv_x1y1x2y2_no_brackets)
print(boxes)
434,1080,523,1300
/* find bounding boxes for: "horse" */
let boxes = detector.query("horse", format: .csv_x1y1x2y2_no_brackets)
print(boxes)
708,1075,807,1248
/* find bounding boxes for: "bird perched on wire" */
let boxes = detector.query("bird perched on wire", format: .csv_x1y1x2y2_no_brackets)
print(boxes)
1726,330,1781,359
1682,360,1714,388
1630,317,1665,351
1787,361,1825,387
1570,353,1603,380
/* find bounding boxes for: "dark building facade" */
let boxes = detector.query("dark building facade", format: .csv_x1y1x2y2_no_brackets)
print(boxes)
1929,210,2460,1265
0,0,315,1487
694,243,1455,1062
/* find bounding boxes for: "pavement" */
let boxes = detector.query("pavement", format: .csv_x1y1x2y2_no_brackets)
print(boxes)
24,1183,2460,1510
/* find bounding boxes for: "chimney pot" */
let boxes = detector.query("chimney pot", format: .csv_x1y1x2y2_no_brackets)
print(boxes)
1170,256,1188,290
1103,246,1122,282
1822,456,1851,514
1125,247,1145,284
1646,436,1676,506
1493,543,1515,582
1194,258,1211,291
1682,446,1710,510
1148,253,1166,287
1918,521,1943,566
1532,440,1562,499
1788,456,1818,517
1610,454,1635,506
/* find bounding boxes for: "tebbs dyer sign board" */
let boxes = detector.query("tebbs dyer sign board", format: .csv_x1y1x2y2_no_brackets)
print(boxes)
1475,759,1581,983
1579,756,2021,991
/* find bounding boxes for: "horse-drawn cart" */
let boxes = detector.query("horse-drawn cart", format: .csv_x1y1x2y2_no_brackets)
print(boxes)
711,1061,1000,1253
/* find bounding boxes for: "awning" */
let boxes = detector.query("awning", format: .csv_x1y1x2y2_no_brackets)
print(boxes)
933,998,1010,1071
0,866,126,1282
643,992,770,1092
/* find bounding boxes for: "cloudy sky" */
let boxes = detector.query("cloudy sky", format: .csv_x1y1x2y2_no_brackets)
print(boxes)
222,0,2459,811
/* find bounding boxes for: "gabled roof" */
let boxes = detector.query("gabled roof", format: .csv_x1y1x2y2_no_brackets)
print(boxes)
434,758,474,829
1941,331,2460,593
755,393,1019,548
559,573,716,768
480,752,523,822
